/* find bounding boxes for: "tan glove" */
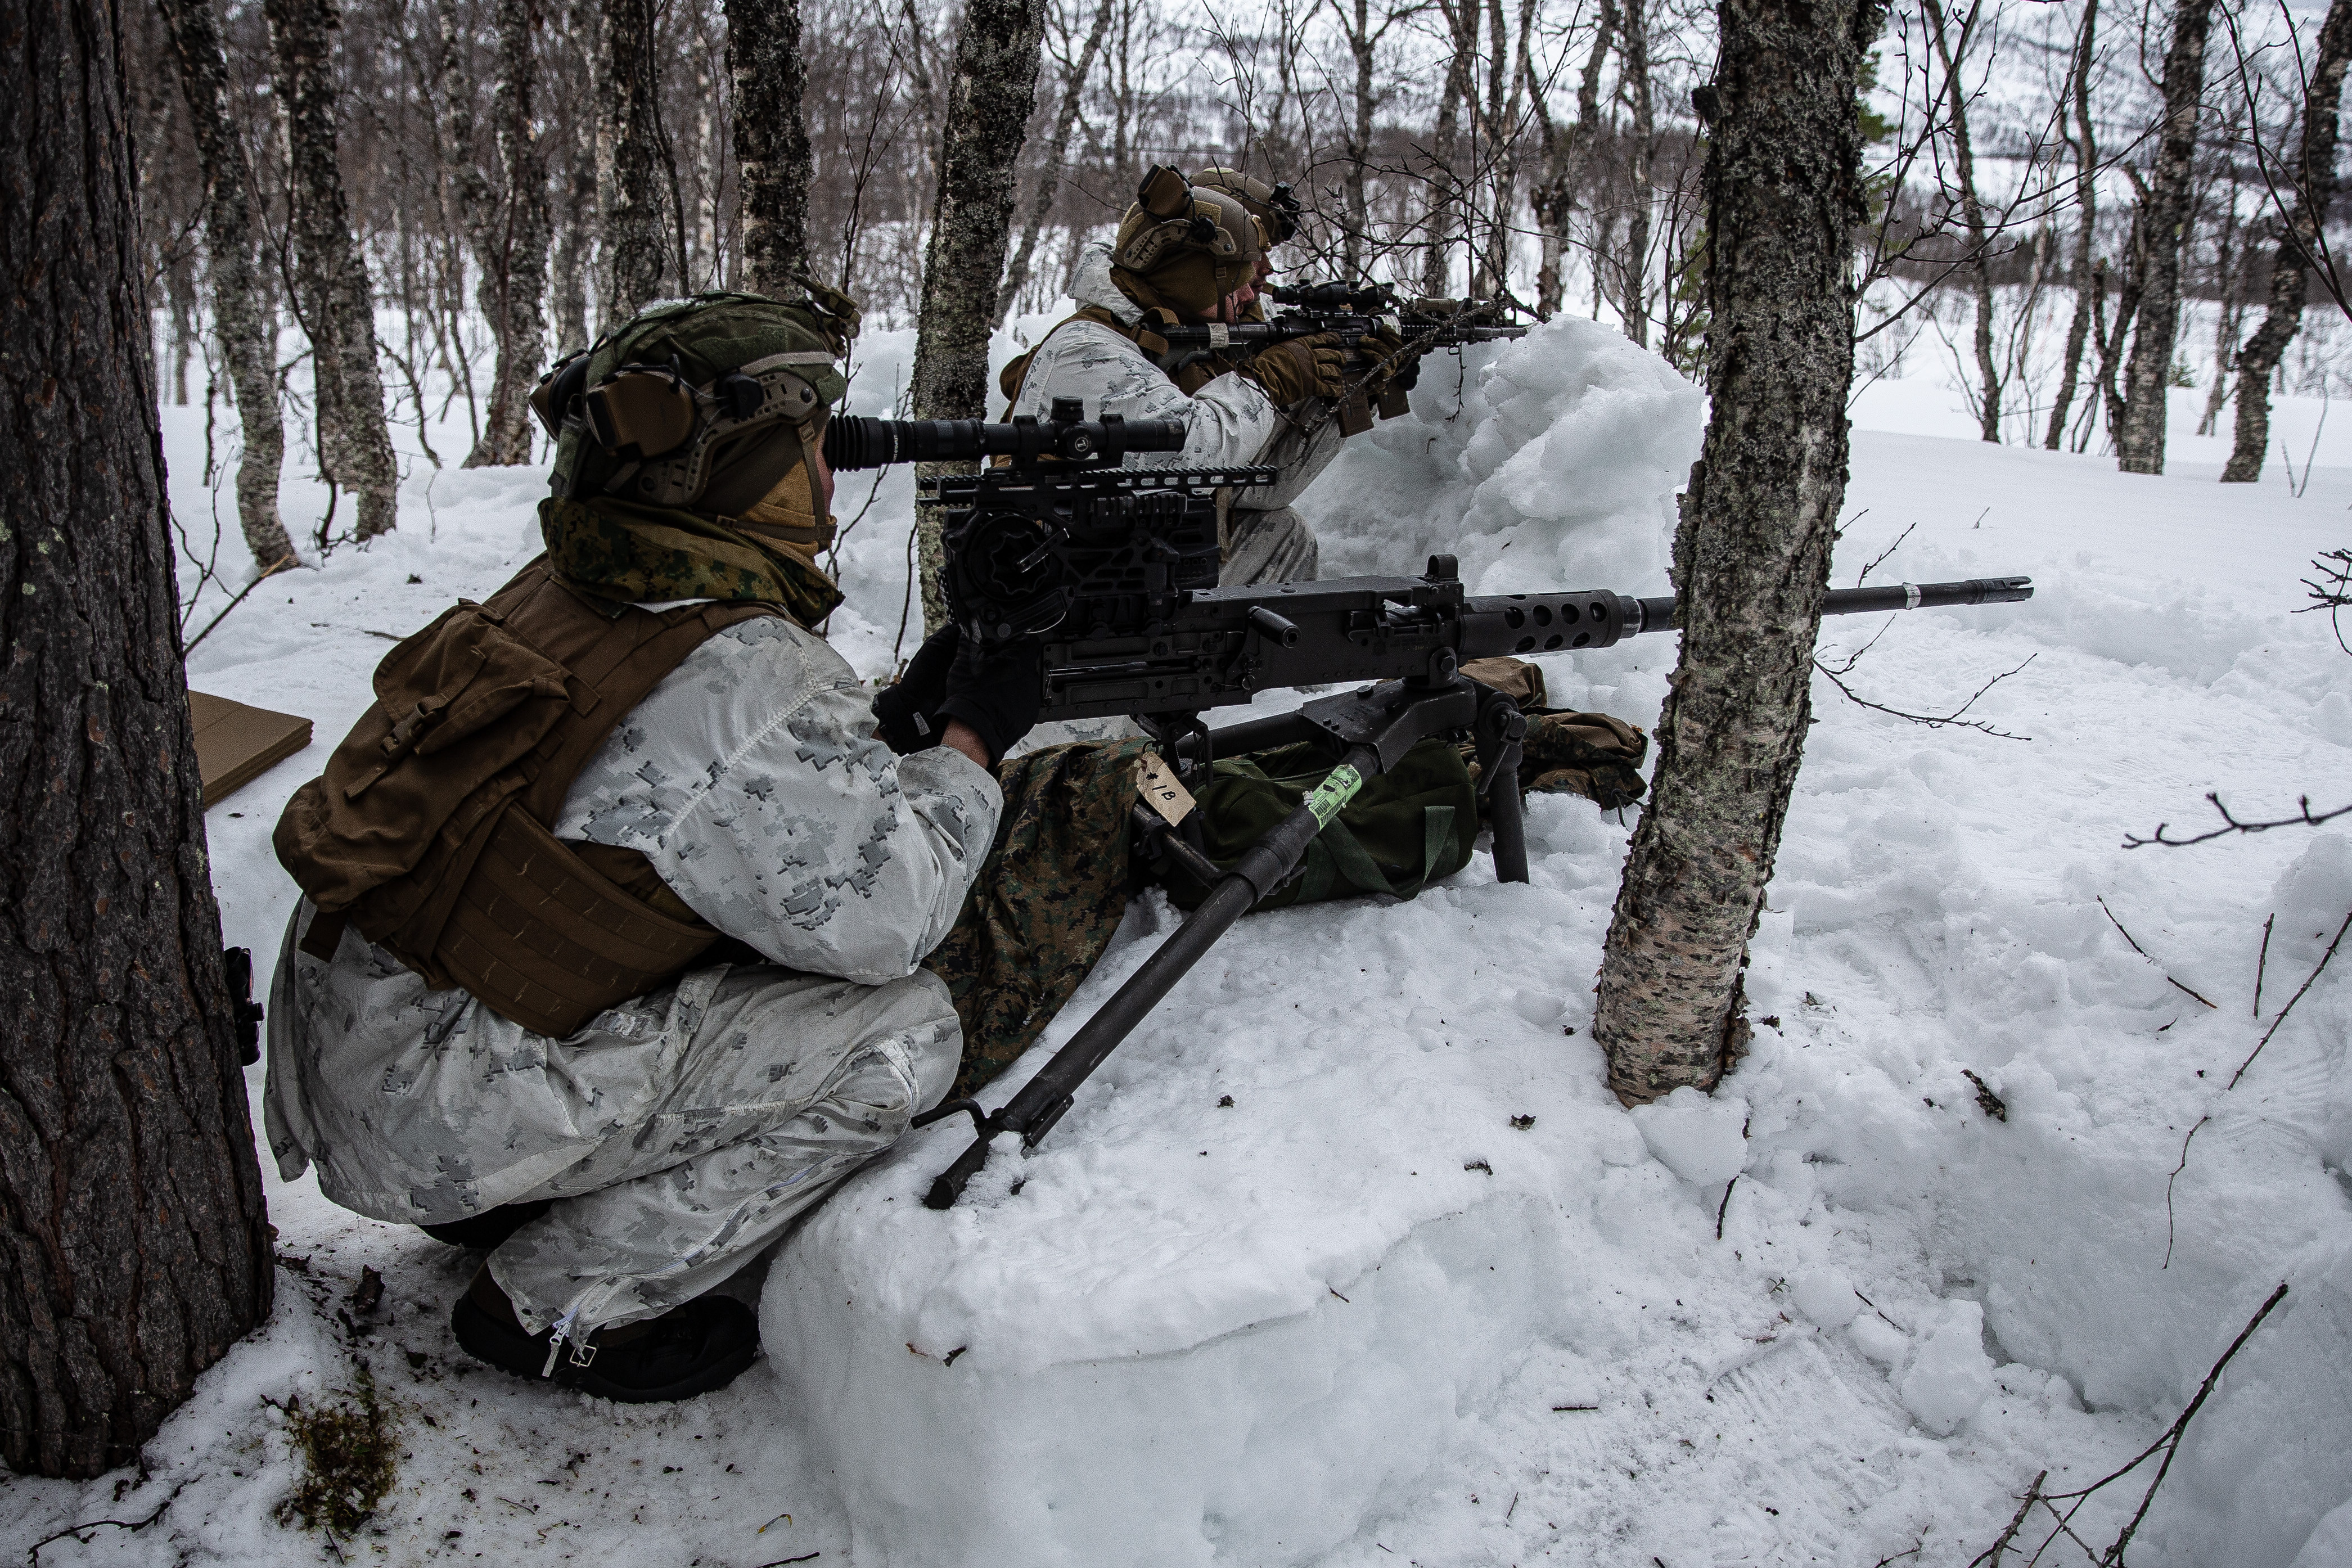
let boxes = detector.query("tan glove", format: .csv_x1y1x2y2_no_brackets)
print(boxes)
1248,332,1348,404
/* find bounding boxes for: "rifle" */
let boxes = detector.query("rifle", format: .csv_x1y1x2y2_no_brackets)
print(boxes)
1154,281,1528,436
823,403,2034,1207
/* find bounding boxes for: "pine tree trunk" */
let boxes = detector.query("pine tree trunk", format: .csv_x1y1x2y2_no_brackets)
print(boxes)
2045,0,2100,450
266,0,398,538
908,0,1045,633
729,0,813,298
1,0,276,1480
599,0,672,323
1591,0,1886,1102
155,0,295,569
2115,0,2215,475
463,0,549,466
994,0,1112,326
2224,0,2352,482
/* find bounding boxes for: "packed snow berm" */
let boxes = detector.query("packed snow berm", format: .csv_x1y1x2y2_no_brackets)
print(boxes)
6,310,2352,1567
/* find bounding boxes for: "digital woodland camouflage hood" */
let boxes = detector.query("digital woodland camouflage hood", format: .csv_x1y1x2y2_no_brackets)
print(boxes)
530,284,860,625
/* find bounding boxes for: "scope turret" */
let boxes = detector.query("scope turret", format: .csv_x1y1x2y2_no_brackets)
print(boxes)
822,405,1186,472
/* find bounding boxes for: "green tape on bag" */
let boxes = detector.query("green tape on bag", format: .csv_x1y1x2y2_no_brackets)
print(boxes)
1303,763,1364,827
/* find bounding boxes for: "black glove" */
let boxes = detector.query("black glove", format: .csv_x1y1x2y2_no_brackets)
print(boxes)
936,636,1042,766
872,625,960,754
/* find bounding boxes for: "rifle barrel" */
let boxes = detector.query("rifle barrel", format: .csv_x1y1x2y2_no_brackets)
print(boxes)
1620,576,2035,636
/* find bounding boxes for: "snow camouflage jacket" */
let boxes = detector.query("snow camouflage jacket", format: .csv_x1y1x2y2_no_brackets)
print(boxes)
1008,242,1346,515
264,610,1003,1222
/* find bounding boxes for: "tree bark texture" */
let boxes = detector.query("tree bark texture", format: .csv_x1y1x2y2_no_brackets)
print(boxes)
155,0,295,569
456,0,550,466
2115,0,2215,475
2045,0,2100,450
1591,0,1886,1102
908,0,1044,633
1,0,276,1479
552,157,597,350
2224,0,2352,482
729,0,814,298
265,0,399,538
995,0,1112,326
598,0,672,322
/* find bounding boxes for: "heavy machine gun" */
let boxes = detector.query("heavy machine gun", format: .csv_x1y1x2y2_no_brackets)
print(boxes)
821,402,2034,1206
1150,281,1528,435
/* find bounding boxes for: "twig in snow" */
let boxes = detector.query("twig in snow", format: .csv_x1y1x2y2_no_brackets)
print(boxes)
2096,898,2218,1009
183,552,298,657
1814,652,2036,741
2227,909,2352,1089
26,1480,191,1563
2123,791,2352,848
2256,914,2276,1019
753,1555,821,1566
1855,521,1920,588
1978,1285,2288,1564
2297,547,2352,656
2164,1116,2210,1270
1716,1177,1738,1240
1965,1470,2043,1568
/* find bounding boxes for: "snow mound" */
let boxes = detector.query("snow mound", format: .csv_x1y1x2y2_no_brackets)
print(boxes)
1302,314,1701,601
759,346,1708,1565
1896,1299,1996,1436
1630,1085,1750,1187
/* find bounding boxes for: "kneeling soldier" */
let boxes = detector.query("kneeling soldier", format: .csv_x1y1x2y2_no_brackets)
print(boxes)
265,288,1035,1401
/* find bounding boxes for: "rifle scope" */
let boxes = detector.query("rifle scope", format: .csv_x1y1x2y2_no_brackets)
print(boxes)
823,398,1186,472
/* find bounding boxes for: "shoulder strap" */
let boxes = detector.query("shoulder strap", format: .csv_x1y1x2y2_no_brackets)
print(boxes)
486,560,779,824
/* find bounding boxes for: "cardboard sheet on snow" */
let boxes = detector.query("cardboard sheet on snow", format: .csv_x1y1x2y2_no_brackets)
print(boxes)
190,690,312,806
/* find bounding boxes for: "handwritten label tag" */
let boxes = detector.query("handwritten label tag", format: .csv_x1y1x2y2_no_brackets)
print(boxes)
1135,750,1197,826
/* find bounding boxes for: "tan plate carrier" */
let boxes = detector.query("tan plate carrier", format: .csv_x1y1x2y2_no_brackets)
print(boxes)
274,560,777,1037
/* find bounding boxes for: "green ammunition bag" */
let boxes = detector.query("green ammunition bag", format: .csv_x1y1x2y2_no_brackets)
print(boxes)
1161,737,1479,912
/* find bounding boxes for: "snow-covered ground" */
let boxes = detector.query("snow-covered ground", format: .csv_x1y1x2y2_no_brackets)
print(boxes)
6,308,2351,1566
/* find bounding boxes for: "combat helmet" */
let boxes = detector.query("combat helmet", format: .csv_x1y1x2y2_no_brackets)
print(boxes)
1110,165,1265,318
531,282,860,515
1191,166,1302,246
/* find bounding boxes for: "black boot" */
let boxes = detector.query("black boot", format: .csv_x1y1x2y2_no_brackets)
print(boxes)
419,1200,552,1250
450,1275,760,1404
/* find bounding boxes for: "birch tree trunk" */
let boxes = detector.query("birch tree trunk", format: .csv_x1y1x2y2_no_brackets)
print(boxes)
2223,0,2352,481
600,0,672,322
995,0,1112,325
155,0,295,569
1592,0,1886,1102
1620,0,1654,345
2115,0,2216,475
1524,0,1619,317
266,0,399,539
1,0,275,1477
465,0,548,465
2045,0,2100,450
908,0,1046,632
552,157,596,349
1923,0,2000,442
729,0,813,297
1422,0,1481,297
